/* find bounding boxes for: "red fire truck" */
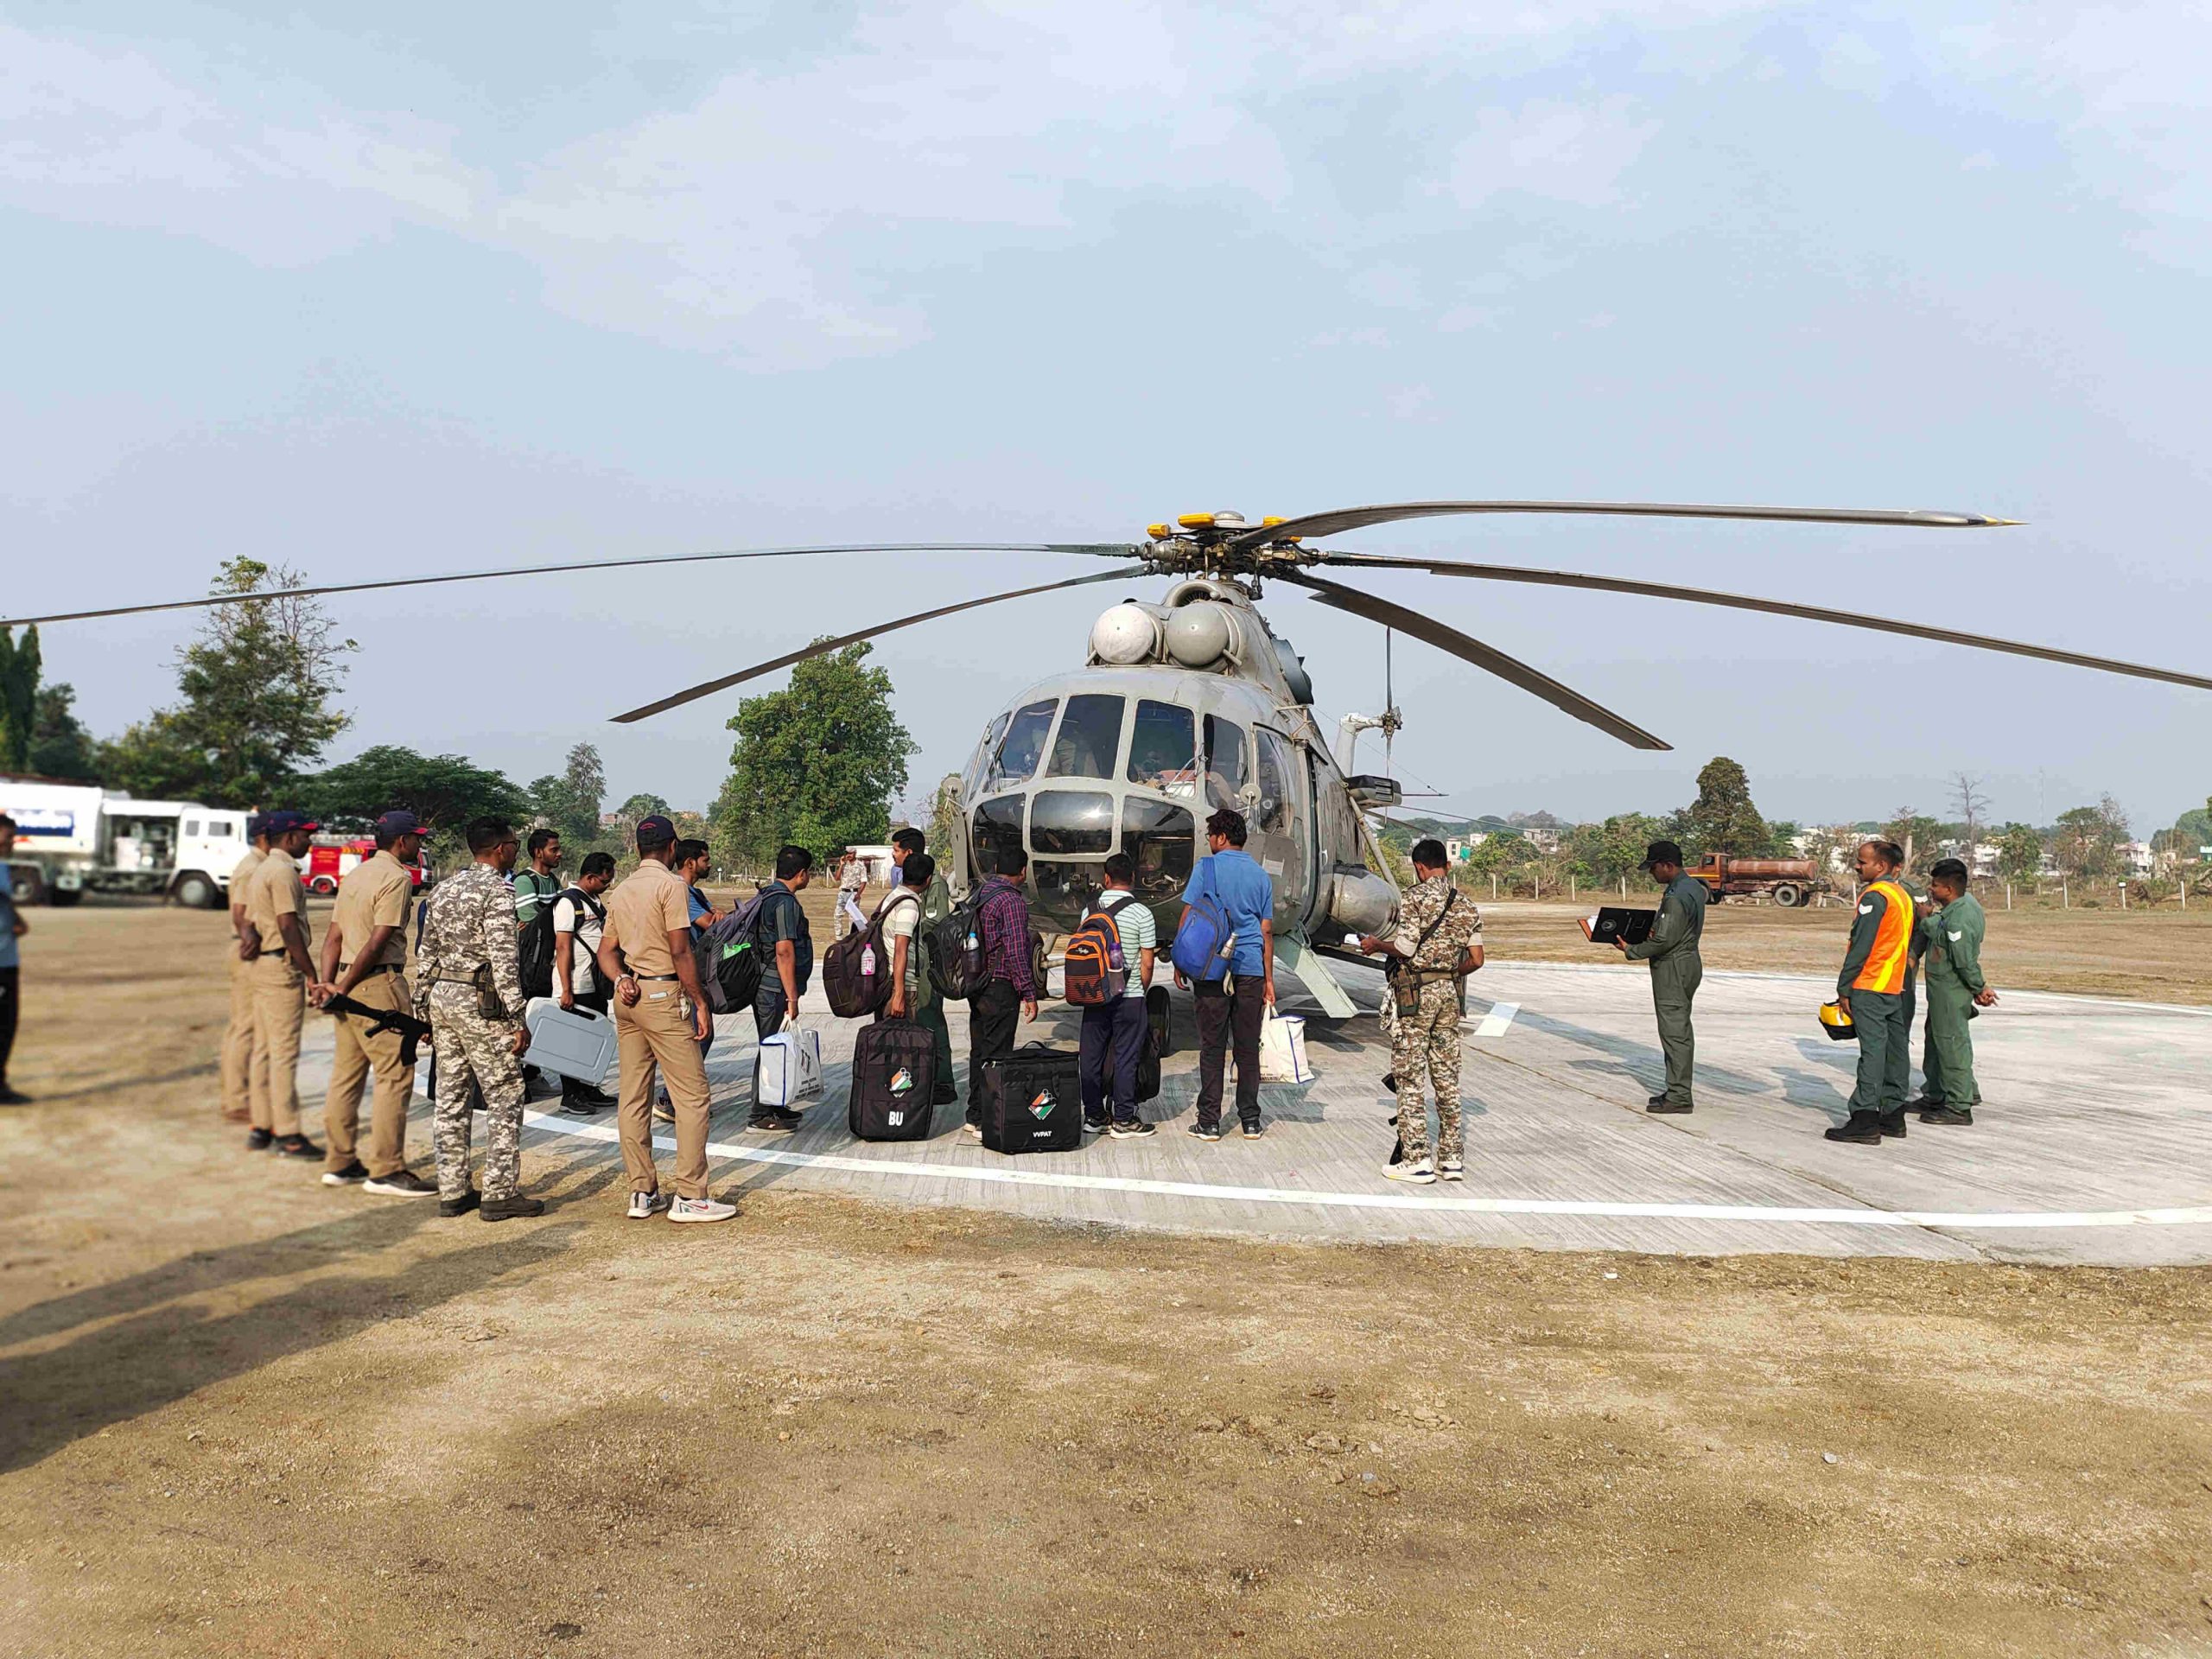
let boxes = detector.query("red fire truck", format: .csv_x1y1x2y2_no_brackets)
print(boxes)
304,836,429,896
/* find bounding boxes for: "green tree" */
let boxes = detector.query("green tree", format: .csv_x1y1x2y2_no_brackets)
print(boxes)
529,742,607,847
28,681,96,779
617,791,672,818
1993,822,2044,881
1680,756,1772,859
296,746,531,831
97,559,354,806
1882,806,1946,874
710,640,916,868
0,626,41,772
1566,812,1667,885
2052,798,2128,881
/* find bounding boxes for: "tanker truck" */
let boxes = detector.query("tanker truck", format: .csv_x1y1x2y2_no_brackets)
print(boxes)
1684,853,1827,908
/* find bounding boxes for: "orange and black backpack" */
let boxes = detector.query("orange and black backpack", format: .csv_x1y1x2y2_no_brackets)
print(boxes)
1063,894,1135,1006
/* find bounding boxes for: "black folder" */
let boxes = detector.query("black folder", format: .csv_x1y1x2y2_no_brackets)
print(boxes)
1583,906,1656,946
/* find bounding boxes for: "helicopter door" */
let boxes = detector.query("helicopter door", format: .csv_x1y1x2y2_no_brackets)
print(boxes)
1254,727,1312,925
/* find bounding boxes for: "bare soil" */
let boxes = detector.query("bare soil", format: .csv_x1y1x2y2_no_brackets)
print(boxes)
3,904,2209,1656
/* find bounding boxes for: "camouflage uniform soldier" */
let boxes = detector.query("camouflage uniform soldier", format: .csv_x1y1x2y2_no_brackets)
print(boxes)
412,817,543,1221
1362,838,1484,1185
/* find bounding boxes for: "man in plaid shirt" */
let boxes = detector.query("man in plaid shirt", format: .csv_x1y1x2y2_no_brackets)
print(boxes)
963,836,1038,1139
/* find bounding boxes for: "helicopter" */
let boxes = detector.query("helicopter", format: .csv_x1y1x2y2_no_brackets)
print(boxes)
17,499,2211,1019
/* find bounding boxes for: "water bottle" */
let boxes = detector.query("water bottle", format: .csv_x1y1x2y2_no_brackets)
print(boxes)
861,944,876,976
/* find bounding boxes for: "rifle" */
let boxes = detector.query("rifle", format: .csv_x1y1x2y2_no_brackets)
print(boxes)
321,992,433,1069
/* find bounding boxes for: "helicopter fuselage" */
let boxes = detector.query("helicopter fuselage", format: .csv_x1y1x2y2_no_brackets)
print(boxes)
951,580,1401,952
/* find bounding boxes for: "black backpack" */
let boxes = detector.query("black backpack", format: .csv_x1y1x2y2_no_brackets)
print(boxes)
925,890,992,1001
518,893,558,999
823,889,919,1019
693,890,773,1015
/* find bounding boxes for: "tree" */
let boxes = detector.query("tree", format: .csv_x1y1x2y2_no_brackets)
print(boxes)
96,559,355,806
1993,822,2044,882
0,626,41,772
296,746,532,830
2052,798,2128,882
710,640,916,868
926,772,963,862
1679,756,1772,859
28,682,96,779
1948,772,1992,871
1566,812,1667,885
616,791,671,818
530,742,607,846
1883,806,1945,874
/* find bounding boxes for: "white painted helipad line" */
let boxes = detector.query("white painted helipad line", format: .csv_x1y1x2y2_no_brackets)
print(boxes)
1467,1002,1519,1038
519,1110,2212,1232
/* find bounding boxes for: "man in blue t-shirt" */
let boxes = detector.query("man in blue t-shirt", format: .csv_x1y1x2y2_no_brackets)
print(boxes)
1174,807,1275,1140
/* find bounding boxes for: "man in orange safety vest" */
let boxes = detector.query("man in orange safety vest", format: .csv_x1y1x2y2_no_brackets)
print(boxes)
1827,839,1916,1145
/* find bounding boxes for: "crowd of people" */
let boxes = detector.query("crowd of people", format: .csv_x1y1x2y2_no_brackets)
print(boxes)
195,798,1998,1219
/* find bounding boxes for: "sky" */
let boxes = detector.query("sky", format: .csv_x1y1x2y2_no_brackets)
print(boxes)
4,1,2209,836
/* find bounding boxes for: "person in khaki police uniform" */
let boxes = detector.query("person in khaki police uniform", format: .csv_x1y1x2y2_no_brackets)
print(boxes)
311,810,437,1195
241,810,324,1159
596,814,736,1224
1361,837,1484,1185
413,817,543,1221
217,813,270,1125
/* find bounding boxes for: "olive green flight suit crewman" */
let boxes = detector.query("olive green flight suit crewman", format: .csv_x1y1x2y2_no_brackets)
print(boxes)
1919,887,1989,1115
1623,865,1707,1112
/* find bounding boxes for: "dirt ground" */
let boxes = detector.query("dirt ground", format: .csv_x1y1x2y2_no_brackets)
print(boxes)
3,904,2210,1657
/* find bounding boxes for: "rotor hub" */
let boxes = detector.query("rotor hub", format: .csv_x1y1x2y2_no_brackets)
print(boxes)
1141,511,1309,578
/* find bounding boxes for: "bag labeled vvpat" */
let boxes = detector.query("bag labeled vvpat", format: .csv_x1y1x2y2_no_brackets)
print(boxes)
979,1044,1083,1154
755,1022,824,1109
1258,1008,1313,1084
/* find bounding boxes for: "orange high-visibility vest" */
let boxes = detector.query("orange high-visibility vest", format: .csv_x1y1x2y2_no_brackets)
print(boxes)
1851,880,1916,994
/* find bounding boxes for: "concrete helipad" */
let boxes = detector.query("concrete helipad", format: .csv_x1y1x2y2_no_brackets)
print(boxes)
296,961,2212,1265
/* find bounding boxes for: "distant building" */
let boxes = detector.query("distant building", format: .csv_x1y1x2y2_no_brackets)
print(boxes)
1444,834,1489,863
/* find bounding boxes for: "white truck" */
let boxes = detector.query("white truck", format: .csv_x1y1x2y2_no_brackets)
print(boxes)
0,777,252,908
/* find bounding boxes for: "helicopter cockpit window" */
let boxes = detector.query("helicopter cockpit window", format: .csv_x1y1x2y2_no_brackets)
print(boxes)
1126,700,1197,798
963,710,1010,797
986,699,1058,790
1030,791,1115,855
970,794,1026,874
1121,796,1195,907
1255,728,1294,837
1046,694,1125,780
1204,715,1249,811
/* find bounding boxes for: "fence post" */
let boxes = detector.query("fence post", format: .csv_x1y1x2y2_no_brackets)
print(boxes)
1570,874,1576,901
1491,874,1497,900
2063,880,2069,909
2120,881,2128,911
1620,874,1627,898
1535,873,1541,901
2005,881,2012,911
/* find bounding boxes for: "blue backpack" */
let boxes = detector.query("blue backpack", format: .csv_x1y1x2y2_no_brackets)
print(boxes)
1169,861,1237,982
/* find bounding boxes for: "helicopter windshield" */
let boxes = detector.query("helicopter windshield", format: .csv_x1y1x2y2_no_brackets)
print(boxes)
986,698,1058,790
1125,700,1197,798
1046,694,1125,780
963,709,1010,797
970,793,1025,873
1204,714,1249,811
1121,796,1195,908
1031,790,1115,855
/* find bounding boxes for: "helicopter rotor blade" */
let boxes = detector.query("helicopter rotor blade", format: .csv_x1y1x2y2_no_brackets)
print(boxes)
1278,569,1670,751
608,565,1150,724
1232,500,2015,550
1,542,1144,630
1313,552,2212,693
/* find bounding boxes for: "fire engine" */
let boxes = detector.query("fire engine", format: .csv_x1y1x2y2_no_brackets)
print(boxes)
305,835,429,896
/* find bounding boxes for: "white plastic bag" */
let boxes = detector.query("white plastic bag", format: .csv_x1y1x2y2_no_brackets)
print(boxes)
755,1022,824,1109
1258,1008,1313,1084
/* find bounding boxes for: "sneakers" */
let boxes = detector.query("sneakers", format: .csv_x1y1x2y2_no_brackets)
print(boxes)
1240,1120,1267,1140
627,1189,671,1220
654,1090,676,1123
273,1135,322,1159
1083,1115,1110,1135
1438,1159,1465,1182
962,1122,982,1141
1824,1112,1884,1145
245,1128,275,1151
1918,1105,1975,1126
322,1160,370,1186
1187,1121,1224,1142
669,1196,738,1224
481,1194,544,1222
438,1188,481,1217
364,1169,436,1197
1383,1158,1437,1185
745,1115,797,1135
1109,1117,1157,1139
562,1084,614,1115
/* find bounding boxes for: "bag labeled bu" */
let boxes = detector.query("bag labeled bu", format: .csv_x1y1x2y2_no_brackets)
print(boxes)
693,892,771,1016
1168,862,1236,983
1062,893,1135,1006
979,1044,1083,1154
925,891,991,1001
849,1018,937,1141
824,890,918,1019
